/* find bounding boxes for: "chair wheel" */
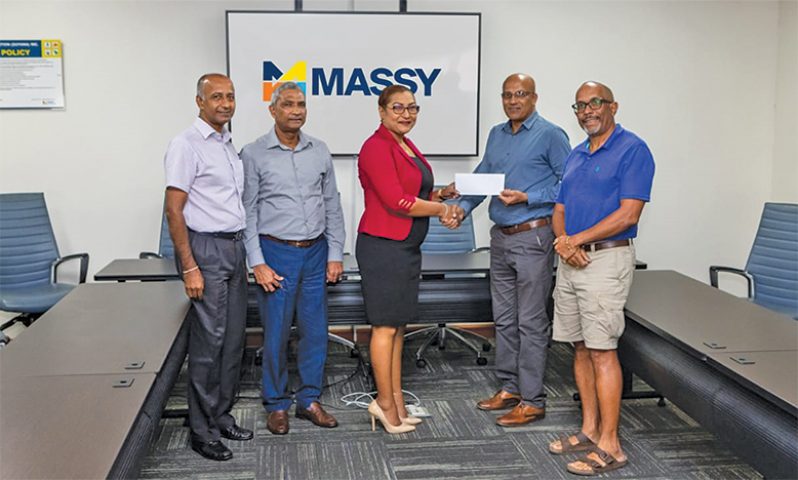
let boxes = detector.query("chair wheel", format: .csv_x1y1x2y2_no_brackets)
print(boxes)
657,397,666,407
416,358,427,368
476,357,488,366
482,343,491,352
438,344,446,350
349,348,359,358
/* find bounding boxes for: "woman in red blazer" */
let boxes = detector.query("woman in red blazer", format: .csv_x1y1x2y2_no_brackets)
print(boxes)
356,85,462,434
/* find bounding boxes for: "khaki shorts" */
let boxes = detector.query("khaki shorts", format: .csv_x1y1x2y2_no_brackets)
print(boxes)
552,245,635,350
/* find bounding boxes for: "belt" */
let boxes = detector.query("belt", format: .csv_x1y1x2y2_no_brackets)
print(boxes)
499,217,550,235
581,239,632,252
191,230,243,240
262,234,323,248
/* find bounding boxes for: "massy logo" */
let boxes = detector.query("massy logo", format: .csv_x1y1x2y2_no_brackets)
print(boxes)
262,60,441,102
262,61,308,101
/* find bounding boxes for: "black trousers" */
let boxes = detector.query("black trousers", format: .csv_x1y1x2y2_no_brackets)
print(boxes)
181,231,248,442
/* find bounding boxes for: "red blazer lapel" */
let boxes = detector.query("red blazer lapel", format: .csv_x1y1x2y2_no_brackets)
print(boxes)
376,123,430,170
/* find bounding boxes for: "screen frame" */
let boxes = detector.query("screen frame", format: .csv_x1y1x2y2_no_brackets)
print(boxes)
225,10,482,157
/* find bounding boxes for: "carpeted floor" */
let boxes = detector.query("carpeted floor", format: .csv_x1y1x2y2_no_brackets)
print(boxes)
139,335,762,480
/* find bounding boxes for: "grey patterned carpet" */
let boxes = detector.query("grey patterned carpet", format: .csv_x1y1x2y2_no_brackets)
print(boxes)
139,336,762,480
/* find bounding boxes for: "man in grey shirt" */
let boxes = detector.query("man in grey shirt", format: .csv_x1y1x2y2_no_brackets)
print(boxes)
241,82,345,435
164,73,253,461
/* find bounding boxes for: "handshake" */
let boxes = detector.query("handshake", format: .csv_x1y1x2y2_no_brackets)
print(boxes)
437,182,464,230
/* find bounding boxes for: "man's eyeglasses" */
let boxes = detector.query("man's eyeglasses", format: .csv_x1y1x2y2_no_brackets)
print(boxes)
390,103,420,115
571,97,612,113
501,90,533,100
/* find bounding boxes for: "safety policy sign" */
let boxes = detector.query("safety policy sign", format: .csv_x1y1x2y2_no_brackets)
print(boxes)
0,39,64,108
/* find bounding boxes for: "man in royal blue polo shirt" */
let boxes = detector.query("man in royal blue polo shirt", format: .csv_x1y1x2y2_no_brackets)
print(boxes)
548,81,655,476
456,73,571,427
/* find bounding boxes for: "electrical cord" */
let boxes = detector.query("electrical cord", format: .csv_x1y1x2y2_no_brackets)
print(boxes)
233,345,369,404
339,389,422,410
231,336,432,414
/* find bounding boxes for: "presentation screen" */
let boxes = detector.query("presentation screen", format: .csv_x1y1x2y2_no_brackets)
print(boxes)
226,11,481,156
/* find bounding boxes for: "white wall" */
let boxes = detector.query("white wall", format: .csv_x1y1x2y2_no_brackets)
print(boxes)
773,0,798,203
1,0,794,292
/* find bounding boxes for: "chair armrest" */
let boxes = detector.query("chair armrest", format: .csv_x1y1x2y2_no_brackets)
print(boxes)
53,253,90,284
709,265,752,298
139,251,163,259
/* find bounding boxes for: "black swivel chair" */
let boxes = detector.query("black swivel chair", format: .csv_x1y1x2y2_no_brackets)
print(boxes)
710,202,798,319
404,202,492,367
0,193,89,329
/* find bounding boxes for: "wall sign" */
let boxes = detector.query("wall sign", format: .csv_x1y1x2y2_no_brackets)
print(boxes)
0,39,65,109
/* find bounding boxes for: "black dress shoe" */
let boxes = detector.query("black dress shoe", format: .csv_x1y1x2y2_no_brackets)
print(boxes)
221,424,254,441
190,438,233,461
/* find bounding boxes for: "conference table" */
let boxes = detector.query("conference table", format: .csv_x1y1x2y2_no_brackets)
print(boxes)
619,269,798,479
94,257,181,282
1,282,189,376
94,251,495,282
1,373,156,480
95,251,646,282
0,282,190,480
624,269,798,356
706,350,797,416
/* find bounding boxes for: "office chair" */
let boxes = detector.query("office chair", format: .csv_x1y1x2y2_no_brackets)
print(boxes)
0,193,89,328
405,200,492,367
710,202,798,319
140,209,174,259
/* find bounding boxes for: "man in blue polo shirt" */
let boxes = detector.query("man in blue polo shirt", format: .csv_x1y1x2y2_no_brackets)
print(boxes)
456,73,571,427
548,81,655,476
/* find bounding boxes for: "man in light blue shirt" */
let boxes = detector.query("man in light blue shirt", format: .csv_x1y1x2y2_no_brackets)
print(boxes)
457,73,570,426
241,82,345,435
164,73,253,462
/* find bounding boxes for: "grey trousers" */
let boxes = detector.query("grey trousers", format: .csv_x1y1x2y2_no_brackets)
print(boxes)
182,231,248,442
489,223,554,408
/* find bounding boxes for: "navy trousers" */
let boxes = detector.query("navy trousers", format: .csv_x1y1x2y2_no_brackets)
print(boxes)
258,236,328,412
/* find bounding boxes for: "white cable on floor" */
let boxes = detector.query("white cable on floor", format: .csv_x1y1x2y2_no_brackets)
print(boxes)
340,389,421,409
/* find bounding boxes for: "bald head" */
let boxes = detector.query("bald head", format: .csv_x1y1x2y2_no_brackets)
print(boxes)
573,81,617,139
502,73,538,130
195,73,235,133
196,73,231,100
576,81,614,102
503,73,536,95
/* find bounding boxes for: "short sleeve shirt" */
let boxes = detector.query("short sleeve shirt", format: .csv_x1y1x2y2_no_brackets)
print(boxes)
557,124,655,240
164,117,246,233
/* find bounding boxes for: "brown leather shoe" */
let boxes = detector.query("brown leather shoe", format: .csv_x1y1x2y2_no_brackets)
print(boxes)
495,403,545,427
477,390,522,411
295,401,338,428
267,410,289,435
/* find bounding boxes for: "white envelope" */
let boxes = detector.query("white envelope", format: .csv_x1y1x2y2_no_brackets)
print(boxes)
455,173,505,196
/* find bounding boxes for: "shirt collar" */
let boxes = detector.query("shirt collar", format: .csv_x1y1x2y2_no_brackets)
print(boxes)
501,110,539,134
193,117,231,143
577,123,625,155
262,127,312,151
